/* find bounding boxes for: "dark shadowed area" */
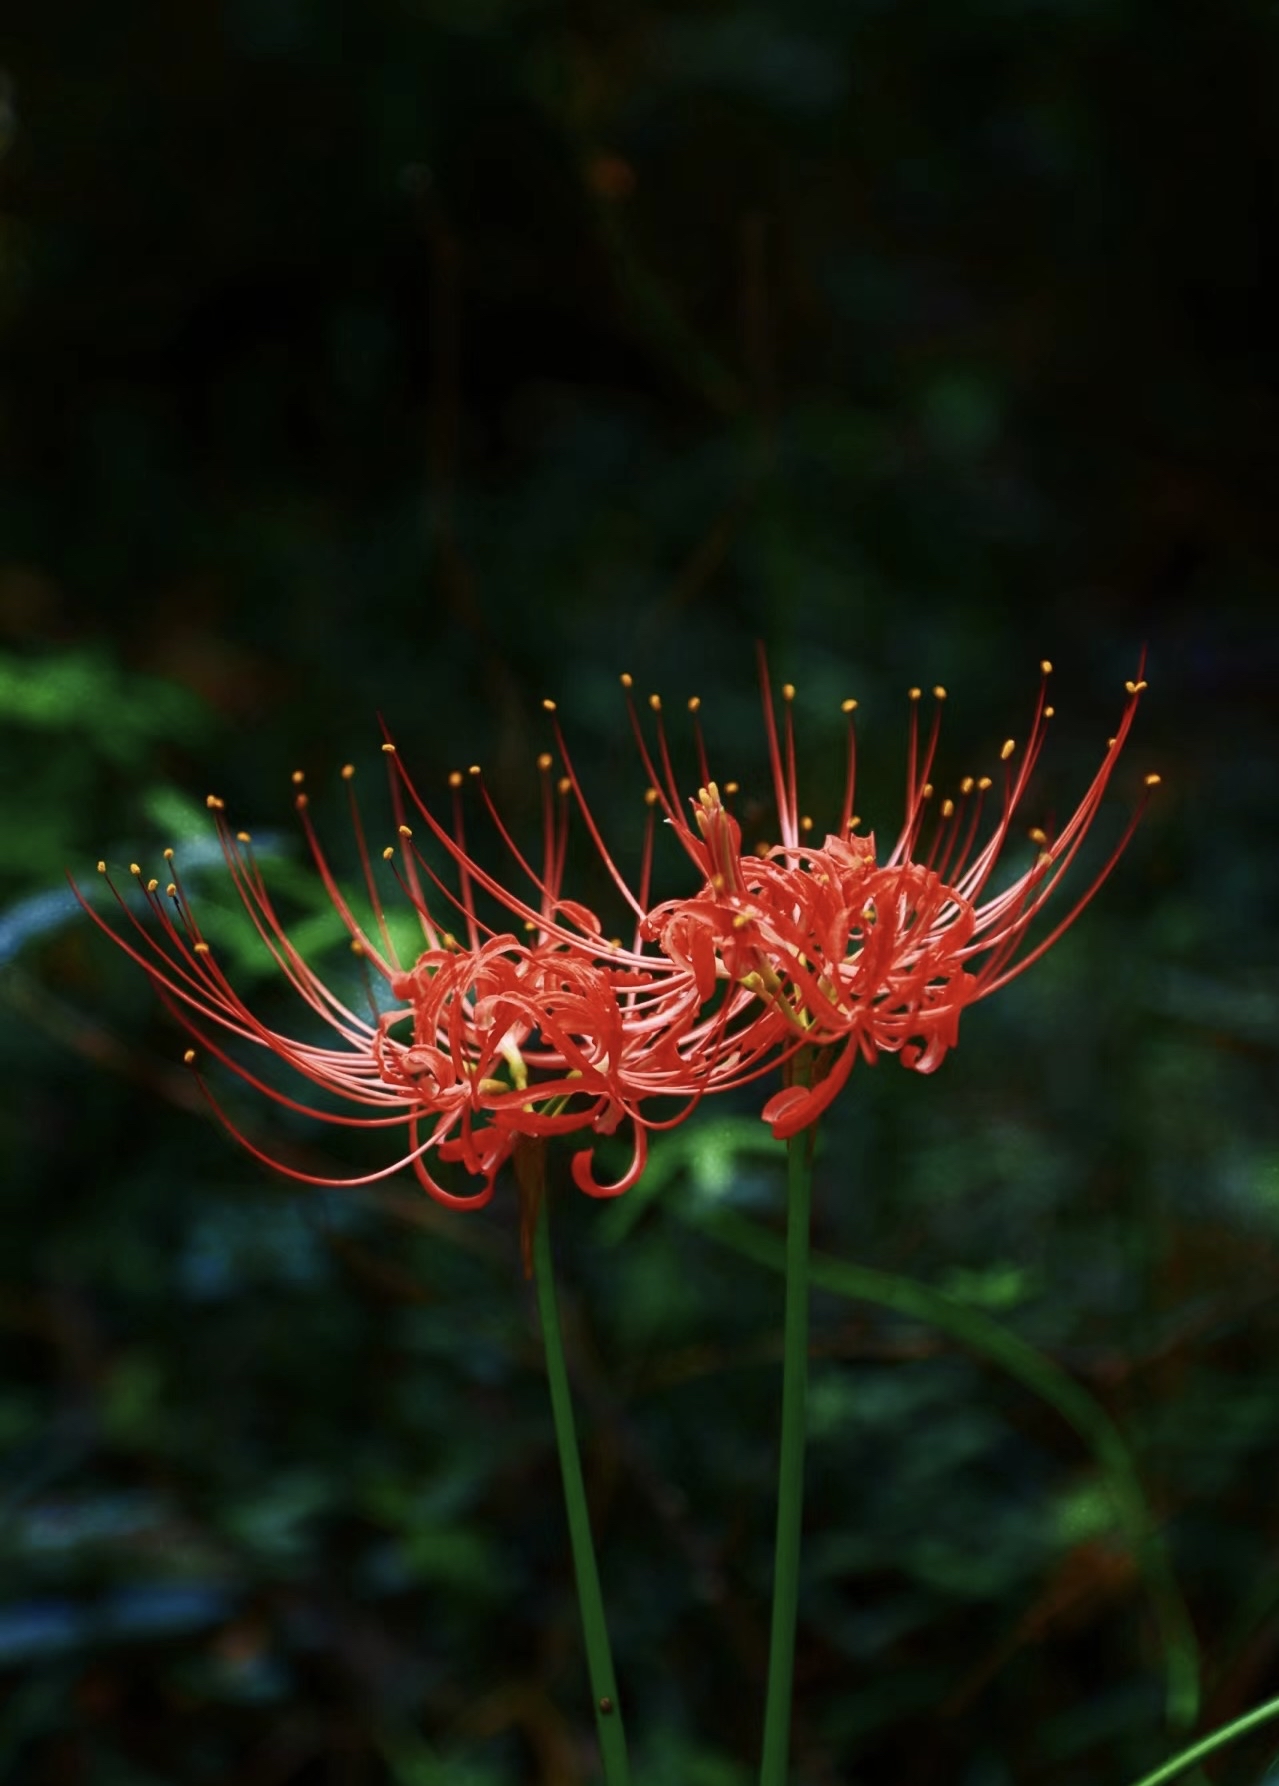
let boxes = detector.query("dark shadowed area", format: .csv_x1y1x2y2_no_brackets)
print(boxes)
1,3,1277,1782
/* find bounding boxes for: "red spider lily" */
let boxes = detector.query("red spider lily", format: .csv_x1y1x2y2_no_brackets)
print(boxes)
625,654,1159,1139
73,739,793,1209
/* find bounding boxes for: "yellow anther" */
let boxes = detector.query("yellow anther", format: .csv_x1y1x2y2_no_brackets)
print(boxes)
236,831,251,843
1000,739,1016,761
1107,736,1117,748
932,685,947,701
755,841,771,856
688,695,701,713
129,862,141,876
468,764,481,776
648,692,662,712
977,776,992,791
166,884,177,898
941,799,955,819
921,783,934,799
146,879,158,893
800,815,813,833
442,932,458,950
848,816,861,830
163,848,174,861
710,873,726,892
382,846,394,860
557,776,571,795
523,919,537,932
537,752,553,770
960,776,974,795
296,793,309,810
732,912,752,930
542,698,557,712
1144,772,1162,787
350,939,364,955
841,697,858,714
782,683,795,702
1028,826,1047,845
1125,678,1149,694
382,742,396,754
341,764,355,780
206,794,224,810
644,787,660,806
724,780,739,795
183,1049,197,1066
1044,705,1055,718
447,770,463,788
193,941,210,955
96,860,107,874
291,770,304,785
398,825,412,838
620,672,633,689
1041,659,1053,675
908,686,922,701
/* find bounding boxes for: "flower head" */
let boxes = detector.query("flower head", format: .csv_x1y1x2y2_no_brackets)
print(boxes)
628,654,1158,1138
74,731,791,1210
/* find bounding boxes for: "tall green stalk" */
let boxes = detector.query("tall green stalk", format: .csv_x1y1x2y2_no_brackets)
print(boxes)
531,1196,631,1786
759,1131,815,1786
1125,1691,1279,1786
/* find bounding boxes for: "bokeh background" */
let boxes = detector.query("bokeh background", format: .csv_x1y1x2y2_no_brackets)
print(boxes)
2,3,1277,1782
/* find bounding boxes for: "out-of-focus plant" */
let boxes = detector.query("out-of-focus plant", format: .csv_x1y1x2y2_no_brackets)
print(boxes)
0,649,213,952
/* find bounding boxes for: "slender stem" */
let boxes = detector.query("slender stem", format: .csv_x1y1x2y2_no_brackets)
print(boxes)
531,1196,631,1786
1126,1692,1279,1786
759,1132,814,1786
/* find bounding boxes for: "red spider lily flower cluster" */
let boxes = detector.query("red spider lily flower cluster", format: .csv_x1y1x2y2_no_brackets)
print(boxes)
74,738,792,1211
633,654,1159,1138
76,655,1156,1209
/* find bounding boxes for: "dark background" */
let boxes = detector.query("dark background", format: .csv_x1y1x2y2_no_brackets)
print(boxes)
2,2,1277,1782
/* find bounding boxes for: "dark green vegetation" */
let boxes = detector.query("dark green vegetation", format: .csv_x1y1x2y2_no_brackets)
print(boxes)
2,2,1277,1781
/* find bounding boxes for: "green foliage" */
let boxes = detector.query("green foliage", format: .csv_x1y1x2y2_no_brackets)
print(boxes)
0,650,210,900
0,650,204,763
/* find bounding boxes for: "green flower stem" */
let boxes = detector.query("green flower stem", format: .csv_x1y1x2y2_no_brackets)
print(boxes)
531,1197,630,1786
1126,1692,1279,1786
759,1132,815,1786
687,1200,1200,1737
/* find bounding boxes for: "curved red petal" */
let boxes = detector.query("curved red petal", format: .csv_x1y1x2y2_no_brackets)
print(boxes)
570,1122,648,1198
761,1043,856,1140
